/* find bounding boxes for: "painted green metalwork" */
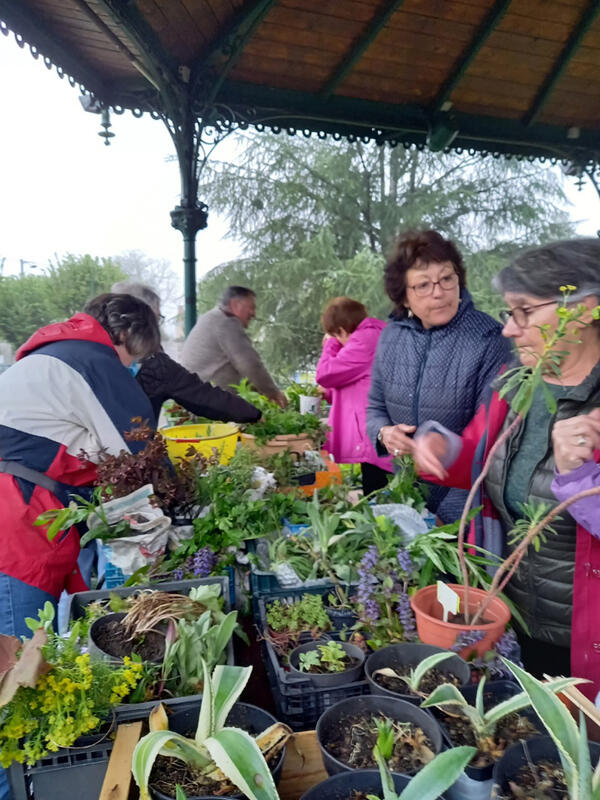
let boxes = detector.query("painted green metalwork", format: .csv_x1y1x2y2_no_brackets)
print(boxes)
429,0,513,115
320,0,406,99
523,0,600,127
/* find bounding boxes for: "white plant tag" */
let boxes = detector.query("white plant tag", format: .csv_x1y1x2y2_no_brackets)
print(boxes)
437,581,460,623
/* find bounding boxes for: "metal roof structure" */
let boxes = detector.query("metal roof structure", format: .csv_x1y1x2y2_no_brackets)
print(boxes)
2,0,600,327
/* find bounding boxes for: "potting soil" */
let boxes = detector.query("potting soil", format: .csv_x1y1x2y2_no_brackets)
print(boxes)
496,758,567,799
324,712,434,774
441,710,538,767
374,666,461,696
94,617,166,661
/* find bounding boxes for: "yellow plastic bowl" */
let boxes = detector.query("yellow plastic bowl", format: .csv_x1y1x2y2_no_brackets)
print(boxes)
160,423,239,464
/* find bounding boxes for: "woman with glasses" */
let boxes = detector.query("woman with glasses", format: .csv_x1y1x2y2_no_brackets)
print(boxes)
413,238,600,694
367,229,510,521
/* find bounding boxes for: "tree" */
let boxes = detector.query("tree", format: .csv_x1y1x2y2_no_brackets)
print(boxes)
197,133,574,377
0,254,124,349
113,250,180,308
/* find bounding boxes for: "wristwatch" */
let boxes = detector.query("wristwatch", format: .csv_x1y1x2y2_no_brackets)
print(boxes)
377,427,386,444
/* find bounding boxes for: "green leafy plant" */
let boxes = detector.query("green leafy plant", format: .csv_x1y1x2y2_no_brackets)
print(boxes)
421,674,580,761
0,606,143,767
298,641,348,673
503,657,600,799
372,651,455,697
366,717,476,800
131,661,290,800
266,594,330,635
162,609,239,695
235,379,327,446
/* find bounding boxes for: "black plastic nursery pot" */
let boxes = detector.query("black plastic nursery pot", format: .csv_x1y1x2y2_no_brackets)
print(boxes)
492,734,600,797
300,769,413,800
288,640,365,687
326,606,359,631
434,679,543,783
365,642,471,704
316,694,443,777
88,611,166,664
149,702,286,800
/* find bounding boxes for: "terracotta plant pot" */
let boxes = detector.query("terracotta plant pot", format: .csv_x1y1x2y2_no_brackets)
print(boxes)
241,432,315,457
410,584,510,657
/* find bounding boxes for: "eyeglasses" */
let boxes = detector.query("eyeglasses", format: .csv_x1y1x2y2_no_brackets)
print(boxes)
406,272,459,297
499,300,557,329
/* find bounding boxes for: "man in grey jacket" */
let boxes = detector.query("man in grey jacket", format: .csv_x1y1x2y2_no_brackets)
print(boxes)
181,286,287,407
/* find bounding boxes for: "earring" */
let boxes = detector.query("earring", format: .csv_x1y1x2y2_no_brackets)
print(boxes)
407,308,414,318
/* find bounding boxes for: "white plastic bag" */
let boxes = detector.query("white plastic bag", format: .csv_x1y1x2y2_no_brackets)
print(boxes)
371,503,429,541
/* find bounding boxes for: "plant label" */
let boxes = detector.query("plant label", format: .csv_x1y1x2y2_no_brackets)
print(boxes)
437,581,460,622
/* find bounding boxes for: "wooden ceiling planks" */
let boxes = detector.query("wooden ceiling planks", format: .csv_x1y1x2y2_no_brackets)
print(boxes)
4,0,600,159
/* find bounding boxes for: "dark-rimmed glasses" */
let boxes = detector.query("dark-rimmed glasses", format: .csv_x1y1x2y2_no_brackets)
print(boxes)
499,300,557,329
406,272,459,297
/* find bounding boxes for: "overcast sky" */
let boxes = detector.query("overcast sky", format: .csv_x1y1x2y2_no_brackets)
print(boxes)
1,31,600,288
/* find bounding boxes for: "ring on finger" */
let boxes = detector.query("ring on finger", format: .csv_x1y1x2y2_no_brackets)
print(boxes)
577,435,587,447
393,448,400,456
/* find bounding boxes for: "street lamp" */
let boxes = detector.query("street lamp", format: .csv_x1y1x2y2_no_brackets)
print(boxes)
19,259,37,277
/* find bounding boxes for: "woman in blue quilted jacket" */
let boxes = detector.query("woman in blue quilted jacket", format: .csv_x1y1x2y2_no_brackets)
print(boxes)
366,230,511,522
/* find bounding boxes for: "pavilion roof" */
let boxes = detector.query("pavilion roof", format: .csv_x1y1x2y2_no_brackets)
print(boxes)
2,0,600,163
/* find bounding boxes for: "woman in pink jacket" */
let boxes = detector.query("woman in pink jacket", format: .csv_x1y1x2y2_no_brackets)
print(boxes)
316,297,392,495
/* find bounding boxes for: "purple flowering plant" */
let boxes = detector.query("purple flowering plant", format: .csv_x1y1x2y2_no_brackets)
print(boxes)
450,628,523,681
356,539,419,649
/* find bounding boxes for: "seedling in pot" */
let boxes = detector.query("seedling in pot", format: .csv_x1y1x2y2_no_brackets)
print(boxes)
299,641,348,674
373,651,456,698
421,674,580,767
131,660,291,800
366,718,476,800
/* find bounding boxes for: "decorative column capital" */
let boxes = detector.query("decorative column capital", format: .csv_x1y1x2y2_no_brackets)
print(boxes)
170,203,208,236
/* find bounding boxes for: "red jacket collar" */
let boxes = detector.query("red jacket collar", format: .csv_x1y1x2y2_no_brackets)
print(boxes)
16,313,116,360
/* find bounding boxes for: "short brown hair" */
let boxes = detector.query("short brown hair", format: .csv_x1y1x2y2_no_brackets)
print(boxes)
321,297,368,335
384,230,466,314
84,293,160,360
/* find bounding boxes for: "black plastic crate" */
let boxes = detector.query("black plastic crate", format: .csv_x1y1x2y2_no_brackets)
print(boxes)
261,635,369,730
8,737,113,800
257,594,367,730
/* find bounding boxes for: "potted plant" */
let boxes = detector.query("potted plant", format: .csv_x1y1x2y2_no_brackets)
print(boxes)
235,379,327,455
365,645,470,703
492,658,600,799
131,660,291,800
302,716,475,800
264,593,332,655
0,604,143,769
420,673,579,789
288,639,365,687
316,694,443,777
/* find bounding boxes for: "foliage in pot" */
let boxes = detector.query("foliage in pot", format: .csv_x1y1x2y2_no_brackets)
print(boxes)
421,673,580,779
409,584,510,657
497,657,600,798
365,645,470,702
0,603,142,767
265,593,332,655
289,639,365,687
131,660,291,800
316,694,443,777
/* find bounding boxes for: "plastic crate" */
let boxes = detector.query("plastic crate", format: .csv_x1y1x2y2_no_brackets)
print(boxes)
66,575,231,620
8,737,113,800
261,634,369,730
249,567,335,621
257,593,366,730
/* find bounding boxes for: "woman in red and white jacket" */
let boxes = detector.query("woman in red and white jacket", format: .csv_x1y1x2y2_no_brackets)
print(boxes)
413,238,600,698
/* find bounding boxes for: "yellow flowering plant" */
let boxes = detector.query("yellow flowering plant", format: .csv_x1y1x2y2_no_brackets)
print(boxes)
0,605,143,767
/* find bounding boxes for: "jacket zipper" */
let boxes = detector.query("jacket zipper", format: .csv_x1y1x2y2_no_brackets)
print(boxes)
412,331,432,426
